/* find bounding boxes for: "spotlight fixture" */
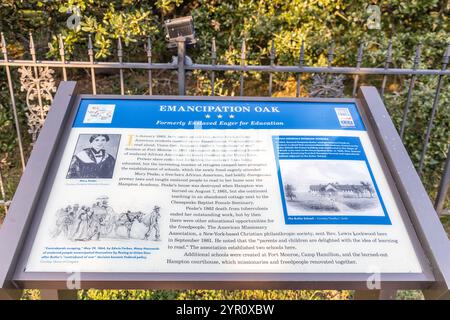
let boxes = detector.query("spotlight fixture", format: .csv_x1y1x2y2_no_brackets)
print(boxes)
164,16,197,49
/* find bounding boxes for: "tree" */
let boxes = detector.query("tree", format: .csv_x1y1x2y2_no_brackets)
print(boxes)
285,184,296,201
360,181,375,198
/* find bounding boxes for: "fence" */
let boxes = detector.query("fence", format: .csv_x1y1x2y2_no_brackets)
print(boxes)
0,33,449,219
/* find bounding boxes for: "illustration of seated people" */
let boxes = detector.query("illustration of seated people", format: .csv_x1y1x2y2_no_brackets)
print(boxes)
91,195,115,237
71,206,91,241
114,206,161,241
51,204,78,238
114,210,144,239
51,197,161,241
66,134,116,179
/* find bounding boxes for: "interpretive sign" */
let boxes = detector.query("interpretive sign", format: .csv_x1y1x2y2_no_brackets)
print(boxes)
25,97,421,274
1,83,449,298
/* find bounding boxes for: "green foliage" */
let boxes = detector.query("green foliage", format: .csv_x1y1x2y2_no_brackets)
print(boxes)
18,289,437,300
1,1,447,65
384,77,449,197
79,6,158,58
190,0,448,67
77,289,350,300
395,290,425,300
0,2,447,207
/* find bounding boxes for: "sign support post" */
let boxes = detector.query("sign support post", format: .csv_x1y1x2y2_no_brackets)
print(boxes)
40,289,78,300
0,289,23,300
177,38,186,95
353,289,397,300
357,87,450,300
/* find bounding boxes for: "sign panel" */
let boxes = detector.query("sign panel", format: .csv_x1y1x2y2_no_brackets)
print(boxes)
25,99,423,274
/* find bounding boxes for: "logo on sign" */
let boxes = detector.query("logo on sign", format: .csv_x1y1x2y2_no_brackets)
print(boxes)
334,108,355,127
83,104,115,124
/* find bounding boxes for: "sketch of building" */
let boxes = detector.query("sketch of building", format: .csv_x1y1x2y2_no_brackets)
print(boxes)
309,182,375,198
279,159,384,216
284,181,379,214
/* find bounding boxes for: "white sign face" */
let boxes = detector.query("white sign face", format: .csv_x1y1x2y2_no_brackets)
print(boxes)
25,99,423,274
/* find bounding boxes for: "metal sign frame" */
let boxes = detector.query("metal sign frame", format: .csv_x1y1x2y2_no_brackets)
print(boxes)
0,82,448,299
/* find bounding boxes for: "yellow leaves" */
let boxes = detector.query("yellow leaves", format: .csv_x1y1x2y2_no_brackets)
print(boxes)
211,20,221,31
388,83,400,93
156,0,183,15
5,43,25,59
272,76,298,98
317,54,328,67
335,11,349,22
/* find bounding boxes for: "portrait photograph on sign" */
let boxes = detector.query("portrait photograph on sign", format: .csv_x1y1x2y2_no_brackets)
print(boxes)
66,133,121,179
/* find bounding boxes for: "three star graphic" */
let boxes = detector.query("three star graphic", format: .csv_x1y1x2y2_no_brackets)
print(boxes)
204,114,235,119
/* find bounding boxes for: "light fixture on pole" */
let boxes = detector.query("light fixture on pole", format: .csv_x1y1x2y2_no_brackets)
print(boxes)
164,16,197,95
164,16,197,49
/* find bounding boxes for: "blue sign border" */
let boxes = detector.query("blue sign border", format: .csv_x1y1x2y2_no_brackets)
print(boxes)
273,136,392,225
72,98,392,225
73,98,366,131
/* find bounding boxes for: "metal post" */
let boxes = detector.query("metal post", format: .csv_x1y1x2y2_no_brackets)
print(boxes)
118,37,124,95
58,35,67,81
325,41,335,85
0,169,8,216
269,39,275,96
400,43,422,139
146,36,153,95
177,38,186,95
352,43,364,97
296,40,305,98
87,34,97,95
435,146,450,215
29,33,45,134
418,43,450,173
0,33,26,170
30,32,46,123
240,39,246,96
211,38,216,96
327,41,335,68
380,41,392,98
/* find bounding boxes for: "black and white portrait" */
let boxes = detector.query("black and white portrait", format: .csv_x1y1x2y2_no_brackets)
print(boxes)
280,160,382,216
66,134,120,179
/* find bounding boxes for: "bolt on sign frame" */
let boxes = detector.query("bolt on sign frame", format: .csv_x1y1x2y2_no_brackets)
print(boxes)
0,81,448,300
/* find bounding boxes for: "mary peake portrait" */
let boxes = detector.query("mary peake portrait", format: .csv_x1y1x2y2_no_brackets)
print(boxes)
66,134,121,179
